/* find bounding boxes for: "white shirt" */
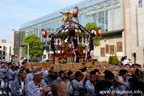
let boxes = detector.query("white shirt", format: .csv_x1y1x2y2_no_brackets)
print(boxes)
122,59,129,65
20,81,24,95
129,60,132,66
21,81,24,89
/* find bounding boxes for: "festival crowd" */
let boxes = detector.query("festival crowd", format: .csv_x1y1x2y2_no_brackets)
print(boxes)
0,56,144,96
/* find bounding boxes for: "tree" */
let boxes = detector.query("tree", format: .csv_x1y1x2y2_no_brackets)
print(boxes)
85,22,102,47
24,34,43,61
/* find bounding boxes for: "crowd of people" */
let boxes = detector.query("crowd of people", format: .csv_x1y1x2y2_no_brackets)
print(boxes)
0,59,144,96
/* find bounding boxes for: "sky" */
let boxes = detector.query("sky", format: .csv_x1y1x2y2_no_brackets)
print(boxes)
0,0,84,43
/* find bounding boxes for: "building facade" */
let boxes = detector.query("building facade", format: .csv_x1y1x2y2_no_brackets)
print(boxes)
19,0,144,65
0,40,11,62
11,29,26,62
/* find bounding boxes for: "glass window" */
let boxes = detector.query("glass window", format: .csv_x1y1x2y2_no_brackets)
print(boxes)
52,22,55,33
55,20,59,31
98,18,104,31
113,2,121,30
39,25,42,41
85,8,91,24
48,23,51,42
104,0,112,31
91,6,97,24
35,25,38,36
97,4,104,31
79,14,84,26
45,24,48,41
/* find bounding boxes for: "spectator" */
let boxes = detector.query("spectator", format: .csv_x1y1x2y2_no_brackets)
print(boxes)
122,56,129,65
128,58,132,66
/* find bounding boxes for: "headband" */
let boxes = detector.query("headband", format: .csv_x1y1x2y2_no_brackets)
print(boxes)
20,65,24,68
69,74,74,78
19,70,26,74
90,74,96,77
121,72,128,75
33,71,43,76
1,64,4,66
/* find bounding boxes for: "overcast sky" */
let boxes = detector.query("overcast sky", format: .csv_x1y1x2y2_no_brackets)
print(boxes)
0,0,84,43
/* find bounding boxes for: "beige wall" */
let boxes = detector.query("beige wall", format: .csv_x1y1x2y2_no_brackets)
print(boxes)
123,0,144,65
92,34,123,62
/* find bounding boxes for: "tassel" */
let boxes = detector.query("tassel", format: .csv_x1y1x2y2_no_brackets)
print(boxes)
81,37,85,47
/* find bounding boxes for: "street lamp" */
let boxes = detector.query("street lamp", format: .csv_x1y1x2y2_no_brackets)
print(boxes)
104,38,107,62
23,43,29,63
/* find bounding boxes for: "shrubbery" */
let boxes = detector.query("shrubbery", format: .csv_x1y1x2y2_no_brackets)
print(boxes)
109,55,119,65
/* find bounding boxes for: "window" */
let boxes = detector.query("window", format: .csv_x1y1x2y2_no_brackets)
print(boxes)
106,45,109,54
117,42,122,52
0,51,1,55
3,57,5,59
0,46,1,48
3,46,5,50
100,47,105,57
3,51,5,55
110,45,115,55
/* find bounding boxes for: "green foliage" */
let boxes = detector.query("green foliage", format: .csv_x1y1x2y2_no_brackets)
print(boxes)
85,22,100,32
85,22,102,47
109,56,112,64
115,55,119,64
24,34,43,58
109,55,119,65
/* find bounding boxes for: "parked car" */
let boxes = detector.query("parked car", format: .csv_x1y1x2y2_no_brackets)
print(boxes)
20,59,30,65
40,59,52,62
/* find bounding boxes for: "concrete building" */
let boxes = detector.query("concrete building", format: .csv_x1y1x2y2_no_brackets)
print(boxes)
0,40,11,62
11,29,26,62
0,39,6,43
19,0,144,65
